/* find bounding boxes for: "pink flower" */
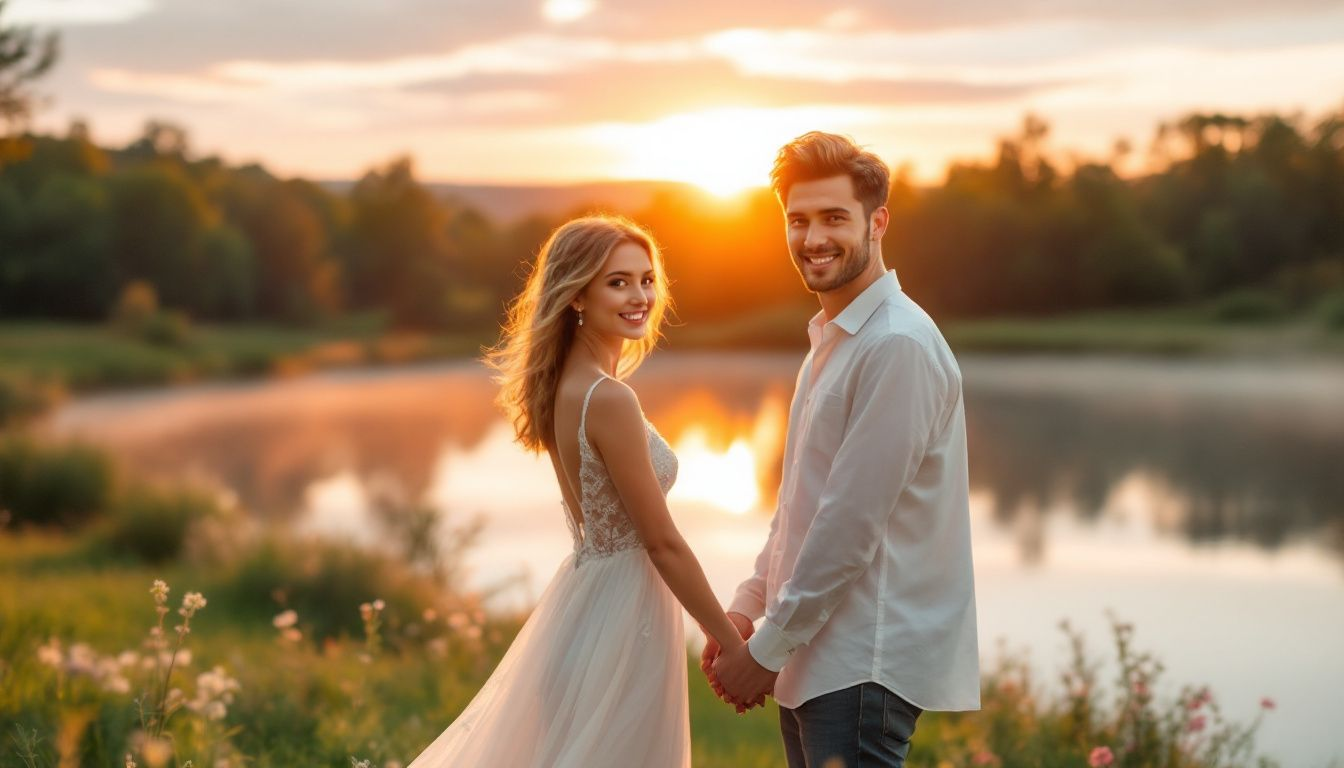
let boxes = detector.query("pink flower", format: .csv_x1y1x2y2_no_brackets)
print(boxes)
1088,746,1115,767
1260,697,1276,710
971,750,998,765
1188,715,1207,733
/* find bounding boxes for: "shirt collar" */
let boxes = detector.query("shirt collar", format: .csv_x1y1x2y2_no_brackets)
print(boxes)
807,270,902,341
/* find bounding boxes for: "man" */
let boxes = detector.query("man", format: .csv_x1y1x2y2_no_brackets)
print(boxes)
706,132,980,767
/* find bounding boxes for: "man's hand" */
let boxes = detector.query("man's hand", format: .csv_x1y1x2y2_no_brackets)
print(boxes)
701,613,764,713
712,639,778,713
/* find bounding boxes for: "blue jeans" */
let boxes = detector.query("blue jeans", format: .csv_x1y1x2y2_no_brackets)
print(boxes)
778,682,922,768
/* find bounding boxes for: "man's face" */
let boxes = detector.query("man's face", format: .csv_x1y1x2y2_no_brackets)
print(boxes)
783,175,876,294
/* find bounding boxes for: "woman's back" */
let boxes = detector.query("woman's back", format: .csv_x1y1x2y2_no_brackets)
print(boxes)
549,373,678,565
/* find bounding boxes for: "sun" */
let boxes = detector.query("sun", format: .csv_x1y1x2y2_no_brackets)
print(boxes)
592,106,864,198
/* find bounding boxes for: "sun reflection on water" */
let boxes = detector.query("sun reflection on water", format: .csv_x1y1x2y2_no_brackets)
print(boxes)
668,429,759,515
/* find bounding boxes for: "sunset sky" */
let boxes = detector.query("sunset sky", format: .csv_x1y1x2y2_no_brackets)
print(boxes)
12,0,1344,192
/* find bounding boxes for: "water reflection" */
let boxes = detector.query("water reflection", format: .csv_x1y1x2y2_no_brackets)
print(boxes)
44,354,1344,567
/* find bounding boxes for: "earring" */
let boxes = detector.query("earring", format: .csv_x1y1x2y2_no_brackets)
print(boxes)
577,309,584,326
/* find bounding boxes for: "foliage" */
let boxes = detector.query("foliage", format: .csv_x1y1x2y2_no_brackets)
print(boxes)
4,106,1343,334
0,435,114,529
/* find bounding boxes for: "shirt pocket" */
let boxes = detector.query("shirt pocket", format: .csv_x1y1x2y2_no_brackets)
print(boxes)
800,387,849,462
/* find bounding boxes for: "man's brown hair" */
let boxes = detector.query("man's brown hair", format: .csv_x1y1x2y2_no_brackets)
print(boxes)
770,132,890,216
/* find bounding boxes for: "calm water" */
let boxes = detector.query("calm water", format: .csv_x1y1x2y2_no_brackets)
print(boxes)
46,352,1344,766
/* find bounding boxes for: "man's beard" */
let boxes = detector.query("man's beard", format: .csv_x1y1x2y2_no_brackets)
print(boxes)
795,223,872,294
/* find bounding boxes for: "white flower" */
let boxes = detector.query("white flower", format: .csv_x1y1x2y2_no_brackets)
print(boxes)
272,610,298,629
179,592,207,618
372,599,385,612
66,643,97,675
150,580,169,604
37,638,62,668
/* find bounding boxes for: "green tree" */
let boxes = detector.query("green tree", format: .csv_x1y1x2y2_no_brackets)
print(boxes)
0,0,57,168
345,157,453,327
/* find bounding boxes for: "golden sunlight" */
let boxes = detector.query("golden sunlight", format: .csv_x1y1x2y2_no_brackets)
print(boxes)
669,428,760,515
592,106,867,197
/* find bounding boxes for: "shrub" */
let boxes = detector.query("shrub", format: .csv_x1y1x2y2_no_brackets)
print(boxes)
1315,291,1344,330
0,370,65,427
211,535,443,644
0,435,114,529
1209,289,1289,323
92,485,221,564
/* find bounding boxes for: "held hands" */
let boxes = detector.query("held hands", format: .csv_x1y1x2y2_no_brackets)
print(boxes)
700,612,773,713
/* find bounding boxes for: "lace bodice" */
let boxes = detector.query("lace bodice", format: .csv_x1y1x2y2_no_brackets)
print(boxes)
562,376,677,565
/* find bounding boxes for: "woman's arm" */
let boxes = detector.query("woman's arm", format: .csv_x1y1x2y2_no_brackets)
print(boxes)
585,379,745,654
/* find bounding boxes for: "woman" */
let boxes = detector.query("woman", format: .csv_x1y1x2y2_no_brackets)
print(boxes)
408,215,747,767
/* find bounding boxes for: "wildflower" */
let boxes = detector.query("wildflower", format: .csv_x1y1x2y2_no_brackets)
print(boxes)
179,592,207,618
1088,746,1114,767
37,638,62,668
1187,686,1211,710
447,612,470,630
126,754,138,768
350,759,372,768
373,599,385,611
150,580,169,604
971,749,999,765
1188,715,1207,733
187,665,240,722
273,609,298,629
1261,696,1276,710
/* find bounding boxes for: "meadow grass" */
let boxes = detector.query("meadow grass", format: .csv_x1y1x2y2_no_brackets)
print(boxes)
1,526,1284,768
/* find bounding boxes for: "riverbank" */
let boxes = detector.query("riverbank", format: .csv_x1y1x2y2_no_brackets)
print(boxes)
4,306,1341,426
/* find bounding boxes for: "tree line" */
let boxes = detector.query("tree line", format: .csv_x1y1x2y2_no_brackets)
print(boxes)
2,106,1341,331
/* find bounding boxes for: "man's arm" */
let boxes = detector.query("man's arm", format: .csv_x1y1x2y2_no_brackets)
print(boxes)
747,335,948,671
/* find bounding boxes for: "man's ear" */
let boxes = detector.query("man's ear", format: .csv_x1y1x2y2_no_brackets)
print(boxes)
869,206,890,240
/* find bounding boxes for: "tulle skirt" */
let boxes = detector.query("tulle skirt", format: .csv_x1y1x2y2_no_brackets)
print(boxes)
407,548,690,768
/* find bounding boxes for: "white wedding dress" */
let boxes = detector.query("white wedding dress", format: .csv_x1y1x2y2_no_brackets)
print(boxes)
408,376,690,767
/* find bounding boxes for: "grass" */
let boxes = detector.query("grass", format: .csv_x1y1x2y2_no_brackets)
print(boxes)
1,524,1286,768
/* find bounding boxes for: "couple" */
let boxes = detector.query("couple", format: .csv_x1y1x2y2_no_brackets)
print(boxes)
408,132,980,768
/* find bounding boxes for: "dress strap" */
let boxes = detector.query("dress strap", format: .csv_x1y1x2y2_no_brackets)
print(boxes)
578,375,612,444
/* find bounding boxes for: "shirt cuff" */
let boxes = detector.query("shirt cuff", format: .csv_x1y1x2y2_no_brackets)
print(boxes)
727,593,765,622
746,619,795,673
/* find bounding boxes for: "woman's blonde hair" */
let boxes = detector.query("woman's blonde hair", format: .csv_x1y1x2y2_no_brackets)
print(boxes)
485,215,669,452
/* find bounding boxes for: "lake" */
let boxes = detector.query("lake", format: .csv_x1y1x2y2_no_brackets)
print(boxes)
44,351,1344,766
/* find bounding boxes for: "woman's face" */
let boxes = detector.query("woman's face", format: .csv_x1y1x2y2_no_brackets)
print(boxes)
574,241,656,342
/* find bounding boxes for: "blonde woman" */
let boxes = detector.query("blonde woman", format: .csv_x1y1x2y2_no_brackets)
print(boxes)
407,216,750,767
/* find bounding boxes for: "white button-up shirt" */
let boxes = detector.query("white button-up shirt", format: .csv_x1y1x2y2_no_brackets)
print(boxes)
729,270,980,711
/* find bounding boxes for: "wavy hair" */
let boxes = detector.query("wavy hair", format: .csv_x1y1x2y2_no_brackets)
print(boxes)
484,215,669,452
770,131,890,216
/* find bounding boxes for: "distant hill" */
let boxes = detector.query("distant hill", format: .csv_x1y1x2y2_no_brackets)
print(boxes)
319,179,711,223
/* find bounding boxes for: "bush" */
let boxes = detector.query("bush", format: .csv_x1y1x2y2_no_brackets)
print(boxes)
1209,289,1289,323
92,484,221,564
212,535,444,644
0,369,66,427
109,280,194,347
1316,291,1344,330
0,436,115,529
